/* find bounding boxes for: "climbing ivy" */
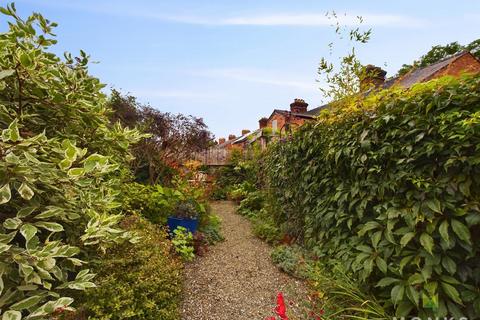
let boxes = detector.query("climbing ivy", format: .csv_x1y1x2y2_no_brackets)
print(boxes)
264,75,480,318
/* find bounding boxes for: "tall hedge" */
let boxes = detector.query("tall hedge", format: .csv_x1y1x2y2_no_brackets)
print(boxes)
264,75,480,318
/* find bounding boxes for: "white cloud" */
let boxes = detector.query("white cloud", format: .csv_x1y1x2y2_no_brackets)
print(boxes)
21,1,425,28
128,89,223,100
192,68,317,91
169,13,425,28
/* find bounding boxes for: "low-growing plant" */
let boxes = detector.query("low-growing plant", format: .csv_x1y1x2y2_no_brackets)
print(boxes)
199,214,224,245
251,209,282,244
238,191,265,217
172,226,195,261
76,215,183,320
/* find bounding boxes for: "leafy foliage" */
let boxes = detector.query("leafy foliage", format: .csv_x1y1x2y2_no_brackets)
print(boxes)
171,226,195,262
0,5,143,318
317,12,373,102
109,90,213,184
264,75,480,318
397,38,480,76
76,215,182,320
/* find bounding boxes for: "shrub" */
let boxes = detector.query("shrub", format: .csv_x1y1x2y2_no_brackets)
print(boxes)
199,213,224,244
264,75,480,318
120,182,207,225
0,5,143,318
238,191,265,217
251,209,282,244
77,215,183,320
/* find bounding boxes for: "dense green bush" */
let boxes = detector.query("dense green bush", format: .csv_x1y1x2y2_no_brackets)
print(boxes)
0,5,143,319
264,75,480,318
77,215,182,320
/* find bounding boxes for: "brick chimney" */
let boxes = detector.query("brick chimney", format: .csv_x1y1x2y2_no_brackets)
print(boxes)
228,134,236,141
290,99,308,113
259,117,268,129
361,65,387,91
218,138,226,144
241,129,250,136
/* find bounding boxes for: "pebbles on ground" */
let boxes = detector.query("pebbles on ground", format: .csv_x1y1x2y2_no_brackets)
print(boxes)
181,201,307,320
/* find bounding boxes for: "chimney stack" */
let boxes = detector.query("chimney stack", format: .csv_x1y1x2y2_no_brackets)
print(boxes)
259,117,268,129
218,138,226,144
290,99,308,113
241,129,251,136
228,134,236,141
361,65,387,91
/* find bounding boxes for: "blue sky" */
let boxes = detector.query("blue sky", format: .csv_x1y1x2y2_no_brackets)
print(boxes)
3,1,480,138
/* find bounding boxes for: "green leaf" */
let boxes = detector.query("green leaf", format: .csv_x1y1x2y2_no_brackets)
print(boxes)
17,206,37,218
67,167,84,177
376,256,388,274
441,256,457,275
441,282,462,305
34,222,63,232
356,244,372,253
7,120,20,142
376,277,400,288
19,53,33,68
2,310,22,320
420,232,434,255
35,207,62,220
58,159,72,170
391,284,405,305
64,145,77,161
439,220,450,244
426,198,442,213
18,182,34,200
10,294,43,310
0,69,15,80
451,219,471,244
20,224,37,244
400,232,415,247
0,183,12,204
3,218,22,230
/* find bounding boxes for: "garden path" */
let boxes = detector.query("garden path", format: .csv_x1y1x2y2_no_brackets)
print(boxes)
181,201,307,320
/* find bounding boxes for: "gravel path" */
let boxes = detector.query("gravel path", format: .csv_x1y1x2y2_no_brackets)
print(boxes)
181,201,307,320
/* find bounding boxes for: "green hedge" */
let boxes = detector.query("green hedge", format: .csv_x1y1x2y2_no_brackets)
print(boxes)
264,75,480,318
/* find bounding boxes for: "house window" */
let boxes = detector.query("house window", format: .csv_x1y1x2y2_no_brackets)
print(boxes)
272,120,277,131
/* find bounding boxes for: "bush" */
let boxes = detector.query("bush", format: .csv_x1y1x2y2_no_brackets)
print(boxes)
199,213,224,244
251,209,282,244
0,6,143,318
264,75,480,318
120,182,207,225
238,191,265,217
77,215,183,320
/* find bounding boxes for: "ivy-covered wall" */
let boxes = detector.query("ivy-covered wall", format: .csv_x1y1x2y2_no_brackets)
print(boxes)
263,75,480,318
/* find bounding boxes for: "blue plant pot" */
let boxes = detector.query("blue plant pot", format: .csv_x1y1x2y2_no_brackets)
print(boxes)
167,216,199,234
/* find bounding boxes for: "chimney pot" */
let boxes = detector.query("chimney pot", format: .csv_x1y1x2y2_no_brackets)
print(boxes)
290,98,308,113
228,134,236,141
361,65,387,91
241,129,251,135
218,138,226,144
259,117,268,129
